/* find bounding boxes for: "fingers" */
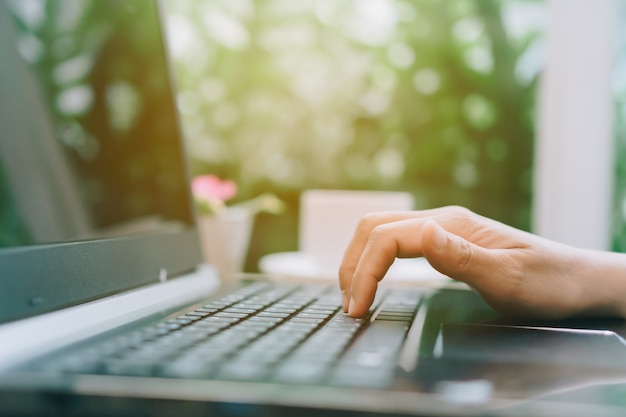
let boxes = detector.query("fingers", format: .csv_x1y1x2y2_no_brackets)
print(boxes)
346,223,402,316
339,212,424,309
344,218,431,317
341,215,505,317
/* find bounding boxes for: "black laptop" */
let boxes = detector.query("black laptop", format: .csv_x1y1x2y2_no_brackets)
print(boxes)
2,1,626,416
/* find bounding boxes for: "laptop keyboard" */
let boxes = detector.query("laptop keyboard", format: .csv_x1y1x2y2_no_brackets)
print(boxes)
43,282,423,389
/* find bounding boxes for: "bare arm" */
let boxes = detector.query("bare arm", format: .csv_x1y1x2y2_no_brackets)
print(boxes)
339,206,626,320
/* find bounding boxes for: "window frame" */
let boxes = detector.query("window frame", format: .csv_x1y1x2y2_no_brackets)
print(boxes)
533,0,617,251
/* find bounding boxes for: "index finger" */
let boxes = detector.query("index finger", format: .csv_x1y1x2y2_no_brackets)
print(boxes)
338,210,441,310
345,218,430,316
338,212,412,308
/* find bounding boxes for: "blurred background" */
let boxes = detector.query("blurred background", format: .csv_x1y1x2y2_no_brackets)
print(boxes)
166,0,547,269
163,0,548,271
613,2,626,252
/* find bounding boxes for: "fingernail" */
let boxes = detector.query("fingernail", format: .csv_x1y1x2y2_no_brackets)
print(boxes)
348,297,356,315
432,223,448,250
342,292,349,312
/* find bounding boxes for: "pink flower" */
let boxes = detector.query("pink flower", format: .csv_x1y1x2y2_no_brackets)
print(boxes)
192,175,237,203
191,175,283,217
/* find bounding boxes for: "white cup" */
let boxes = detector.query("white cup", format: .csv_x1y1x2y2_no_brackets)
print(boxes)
299,190,414,273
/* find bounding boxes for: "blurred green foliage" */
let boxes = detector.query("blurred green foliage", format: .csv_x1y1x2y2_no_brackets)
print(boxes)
613,3,626,252
164,0,545,270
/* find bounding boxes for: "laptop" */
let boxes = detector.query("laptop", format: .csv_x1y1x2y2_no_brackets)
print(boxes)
1,1,626,416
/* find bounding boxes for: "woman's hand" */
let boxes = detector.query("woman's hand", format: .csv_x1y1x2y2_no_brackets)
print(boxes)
339,206,626,320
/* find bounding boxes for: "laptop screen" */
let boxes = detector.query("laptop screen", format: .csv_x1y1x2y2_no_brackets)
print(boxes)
0,0,202,323
0,0,193,246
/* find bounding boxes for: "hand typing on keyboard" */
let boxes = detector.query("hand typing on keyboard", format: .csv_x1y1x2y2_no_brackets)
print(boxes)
339,206,626,320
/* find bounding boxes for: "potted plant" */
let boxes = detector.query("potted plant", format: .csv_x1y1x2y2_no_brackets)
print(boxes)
191,175,283,281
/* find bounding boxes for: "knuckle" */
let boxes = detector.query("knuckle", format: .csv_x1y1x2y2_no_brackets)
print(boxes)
447,205,474,219
358,213,386,231
338,263,355,283
369,224,391,243
442,205,481,231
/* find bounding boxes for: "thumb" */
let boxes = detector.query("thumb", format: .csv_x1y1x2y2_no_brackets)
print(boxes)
421,220,492,286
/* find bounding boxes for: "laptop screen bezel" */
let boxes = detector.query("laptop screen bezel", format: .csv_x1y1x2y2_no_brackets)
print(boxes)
0,0,204,324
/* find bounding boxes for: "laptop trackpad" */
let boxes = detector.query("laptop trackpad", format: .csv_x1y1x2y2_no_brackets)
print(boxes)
404,322,626,403
411,322,626,400
439,322,626,368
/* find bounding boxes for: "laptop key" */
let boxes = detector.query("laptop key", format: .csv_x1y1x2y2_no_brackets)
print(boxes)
101,358,157,377
160,359,216,378
374,314,413,322
55,356,101,374
329,367,396,388
218,361,270,381
329,321,409,388
272,361,329,384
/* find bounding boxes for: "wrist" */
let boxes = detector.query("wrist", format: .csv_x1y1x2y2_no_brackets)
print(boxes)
572,248,626,318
